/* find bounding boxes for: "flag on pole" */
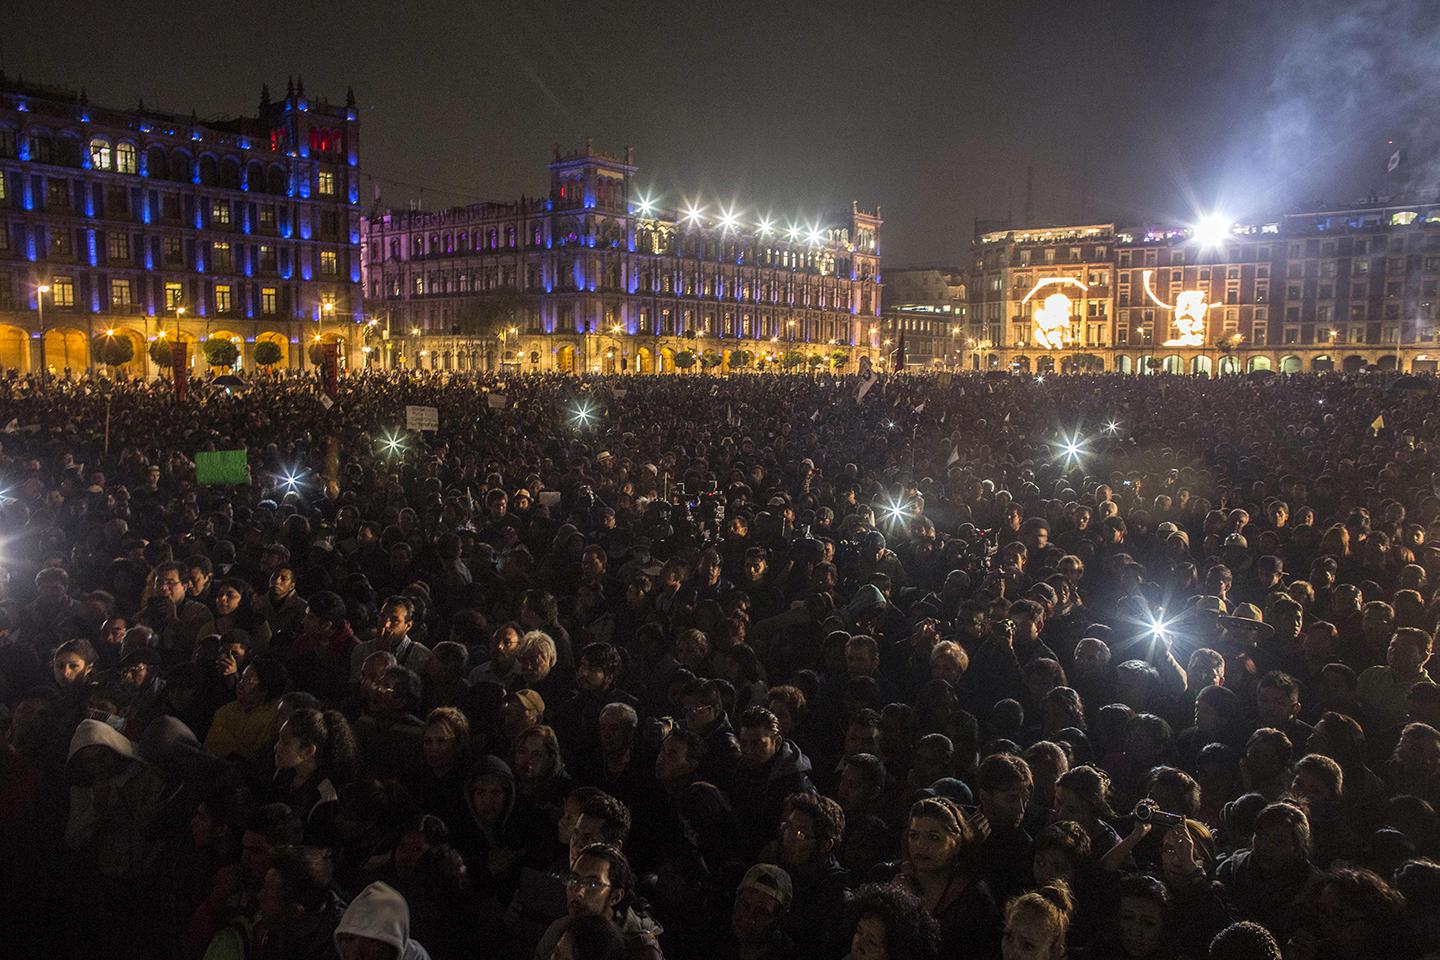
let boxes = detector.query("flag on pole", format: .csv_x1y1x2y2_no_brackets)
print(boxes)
913,402,926,413
1385,146,1406,174
855,356,878,403
1371,413,1386,433
810,409,821,422
947,446,960,467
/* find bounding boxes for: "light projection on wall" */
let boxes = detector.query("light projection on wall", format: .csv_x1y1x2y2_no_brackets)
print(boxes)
1020,277,1088,350
1143,269,1209,347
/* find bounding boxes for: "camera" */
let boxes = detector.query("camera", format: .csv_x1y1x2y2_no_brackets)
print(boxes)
1133,799,1186,828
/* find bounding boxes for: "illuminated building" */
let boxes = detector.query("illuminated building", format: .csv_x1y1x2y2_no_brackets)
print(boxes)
968,223,1115,373
967,199,1440,375
360,141,883,373
0,76,362,375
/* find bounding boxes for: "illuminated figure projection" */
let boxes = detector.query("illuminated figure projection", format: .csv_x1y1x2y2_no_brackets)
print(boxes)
1143,269,1209,347
1020,277,1088,350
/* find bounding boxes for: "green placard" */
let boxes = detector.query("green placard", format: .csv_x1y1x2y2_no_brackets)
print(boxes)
196,449,249,486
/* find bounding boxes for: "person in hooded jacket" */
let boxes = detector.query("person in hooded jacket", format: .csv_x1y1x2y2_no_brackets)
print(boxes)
453,755,531,905
729,706,814,857
334,880,432,960
65,717,171,881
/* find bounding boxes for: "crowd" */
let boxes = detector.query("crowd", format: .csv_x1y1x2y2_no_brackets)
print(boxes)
2,366,1440,960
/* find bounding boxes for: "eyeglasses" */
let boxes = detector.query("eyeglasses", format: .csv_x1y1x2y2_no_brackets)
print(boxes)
156,579,182,588
565,874,611,893
779,821,814,841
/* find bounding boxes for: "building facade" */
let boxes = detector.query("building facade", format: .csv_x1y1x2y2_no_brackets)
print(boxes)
360,142,883,373
967,200,1440,375
0,76,362,376
881,266,968,369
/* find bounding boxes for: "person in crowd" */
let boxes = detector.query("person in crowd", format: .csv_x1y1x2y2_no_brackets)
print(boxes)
846,882,941,960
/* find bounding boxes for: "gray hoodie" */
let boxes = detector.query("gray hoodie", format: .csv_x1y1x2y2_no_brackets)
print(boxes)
65,718,170,879
334,882,432,960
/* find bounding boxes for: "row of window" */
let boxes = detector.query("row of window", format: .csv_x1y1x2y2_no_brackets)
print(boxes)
0,131,344,197
0,223,345,277
0,272,291,317
379,226,862,278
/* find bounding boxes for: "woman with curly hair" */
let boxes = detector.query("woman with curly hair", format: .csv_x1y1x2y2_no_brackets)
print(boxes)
1054,765,1122,854
847,882,941,960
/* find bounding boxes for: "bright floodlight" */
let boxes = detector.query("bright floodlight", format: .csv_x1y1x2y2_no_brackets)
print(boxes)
682,202,704,225
1193,214,1232,248
806,226,824,245
380,430,406,457
718,205,739,232
279,467,306,492
1104,419,1120,435
571,403,596,427
785,223,801,241
635,194,655,217
880,496,912,524
1035,374,1046,383
1056,432,1087,466
1147,615,1172,644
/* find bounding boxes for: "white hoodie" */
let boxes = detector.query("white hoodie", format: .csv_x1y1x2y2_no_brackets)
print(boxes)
334,882,431,960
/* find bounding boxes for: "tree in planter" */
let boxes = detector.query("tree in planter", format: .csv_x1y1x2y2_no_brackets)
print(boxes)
674,349,697,372
700,351,723,371
149,338,180,370
308,341,330,366
92,334,134,371
1145,356,1164,373
1068,352,1103,373
806,354,824,371
728,349,754,370
781,350,806,371
830,350,849,370
254,340,284,369
203,338,240,371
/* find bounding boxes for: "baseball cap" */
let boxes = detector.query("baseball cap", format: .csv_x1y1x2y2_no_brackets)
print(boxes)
509,689,545,715
738,863,792,909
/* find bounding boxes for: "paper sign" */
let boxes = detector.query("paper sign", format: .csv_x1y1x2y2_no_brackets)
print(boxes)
196,449,249,486
319,394,334,410
613,389,628,398
406,405,440,431
538,491,562,506
486,394,508,409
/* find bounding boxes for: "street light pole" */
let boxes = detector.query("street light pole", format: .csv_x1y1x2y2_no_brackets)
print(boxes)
35,284,50,388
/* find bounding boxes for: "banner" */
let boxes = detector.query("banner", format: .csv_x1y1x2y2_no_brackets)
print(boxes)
406,405,440,431
172,342,189,403
195,449,249,486
322,342,339,397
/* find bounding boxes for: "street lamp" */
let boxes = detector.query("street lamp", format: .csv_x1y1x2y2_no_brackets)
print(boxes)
35,284,50,385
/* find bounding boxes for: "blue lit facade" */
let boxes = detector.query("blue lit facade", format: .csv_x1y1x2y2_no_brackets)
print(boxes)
0,77,362,374
361,142,884,372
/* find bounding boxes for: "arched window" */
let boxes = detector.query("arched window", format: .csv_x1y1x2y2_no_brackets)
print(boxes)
146,146,168,179
267,166,286,194
88,138,112,170
171,150,191,182
220,158,241,189
198,156,218,186
115,142,137,174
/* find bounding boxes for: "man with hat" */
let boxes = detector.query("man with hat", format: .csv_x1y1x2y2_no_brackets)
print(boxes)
728,863,795,960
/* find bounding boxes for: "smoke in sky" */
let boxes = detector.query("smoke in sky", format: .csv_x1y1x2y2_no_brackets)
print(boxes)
1255,0,1440,208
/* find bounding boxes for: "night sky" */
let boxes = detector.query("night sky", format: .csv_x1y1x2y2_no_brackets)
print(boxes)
9,0,1439,265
